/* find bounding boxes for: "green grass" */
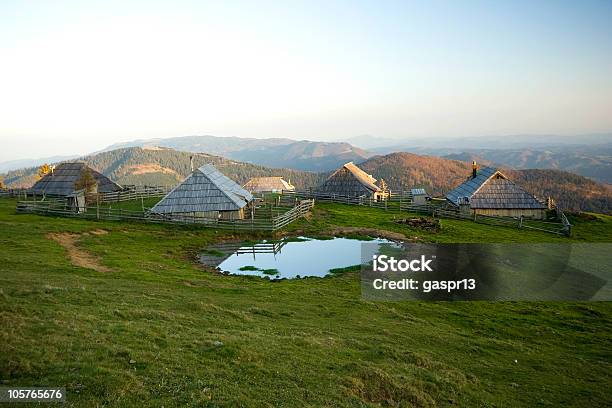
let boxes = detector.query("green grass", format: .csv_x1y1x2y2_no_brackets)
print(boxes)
286,202,612,243
90,197,163,212
0,197,611,407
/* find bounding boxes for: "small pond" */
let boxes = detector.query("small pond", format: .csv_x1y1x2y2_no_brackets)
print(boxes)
200,236,401,279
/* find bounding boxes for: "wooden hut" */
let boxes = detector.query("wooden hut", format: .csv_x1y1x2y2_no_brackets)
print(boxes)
150,164,254,220
410,188,429,205
316,162,386,200
29,162,122,197
66,189,86,213
446,164,546,219
243,177,295,193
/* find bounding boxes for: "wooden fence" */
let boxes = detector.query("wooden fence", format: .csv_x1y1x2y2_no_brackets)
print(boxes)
87,186,172,203
290,189,410,210
400,203,570,236
293,190,571,237
16,198,315,232
0,186,171,202
0,188,30,198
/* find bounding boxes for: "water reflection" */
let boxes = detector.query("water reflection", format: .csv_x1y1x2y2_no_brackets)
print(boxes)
200,236,399,279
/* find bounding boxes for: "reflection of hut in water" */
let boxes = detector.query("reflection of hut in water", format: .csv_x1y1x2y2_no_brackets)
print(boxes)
150,164,254,220
66,189,86,213
243,177,295,193
29,162,122,197
446,163,547,219
316,162,387,200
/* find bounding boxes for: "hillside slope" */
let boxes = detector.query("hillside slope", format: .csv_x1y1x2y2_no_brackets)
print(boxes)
359,152,612,214
3,147,324,190
366,140,612,184
103,135,372,171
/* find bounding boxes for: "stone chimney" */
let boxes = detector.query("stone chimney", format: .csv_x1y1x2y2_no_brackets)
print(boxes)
472,161,477,179
190,155,194,172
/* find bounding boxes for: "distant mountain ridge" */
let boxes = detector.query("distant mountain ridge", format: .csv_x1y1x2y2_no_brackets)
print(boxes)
3,147,325,190
103,135,372,172
0,154,80,173
348,134,612,183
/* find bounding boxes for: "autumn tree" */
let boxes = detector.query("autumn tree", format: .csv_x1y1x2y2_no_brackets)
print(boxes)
379,178,388,192
0,176,5,189
37,163,51,179
74,167,98,193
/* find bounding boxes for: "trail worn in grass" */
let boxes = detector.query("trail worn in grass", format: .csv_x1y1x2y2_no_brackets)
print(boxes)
0,198,611,407
47,231,111,272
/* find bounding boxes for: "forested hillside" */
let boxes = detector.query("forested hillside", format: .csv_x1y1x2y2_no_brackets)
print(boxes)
359,153,612,214
2,147,325,190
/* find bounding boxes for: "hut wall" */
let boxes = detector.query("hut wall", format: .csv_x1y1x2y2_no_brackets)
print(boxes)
473,208,545,219
192,211,220,219
164,210,244,220
219,208,244,220
413,195,427,205
374,191,389,201
67,194,86,213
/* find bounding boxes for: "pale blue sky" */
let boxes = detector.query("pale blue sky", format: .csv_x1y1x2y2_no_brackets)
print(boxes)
1,0,611,161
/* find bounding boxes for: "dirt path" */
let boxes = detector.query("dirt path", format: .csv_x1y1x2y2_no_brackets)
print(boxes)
47,230,111,272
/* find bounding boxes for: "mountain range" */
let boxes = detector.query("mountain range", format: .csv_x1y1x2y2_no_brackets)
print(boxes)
103,135,372,172
441,145,612,183
3,147,610,214
345,134,612,183
2,134,610,184
103,134,611,183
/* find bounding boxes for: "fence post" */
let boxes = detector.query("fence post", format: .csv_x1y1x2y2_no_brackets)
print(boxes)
518,216,523,229
96,195,100,220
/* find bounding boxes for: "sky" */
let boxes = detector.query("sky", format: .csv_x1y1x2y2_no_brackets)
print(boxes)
1,0,611,162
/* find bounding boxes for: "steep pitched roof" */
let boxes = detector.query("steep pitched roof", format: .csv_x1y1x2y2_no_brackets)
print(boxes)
243,177,295,192
316,162,380,196
446,167,546,209
29,162,122,196
150,164,253,214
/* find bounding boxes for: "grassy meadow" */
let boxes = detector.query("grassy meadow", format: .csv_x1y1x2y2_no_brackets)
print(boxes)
0,197,611,407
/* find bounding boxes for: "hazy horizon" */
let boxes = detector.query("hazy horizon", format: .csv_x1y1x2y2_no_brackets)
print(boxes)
1,0,612,162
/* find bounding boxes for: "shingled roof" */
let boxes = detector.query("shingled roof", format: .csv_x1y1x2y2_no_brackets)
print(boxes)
316,162,380,197
446,167,546,209
150,164,253,214
29,162,122,196
243,177,295,192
